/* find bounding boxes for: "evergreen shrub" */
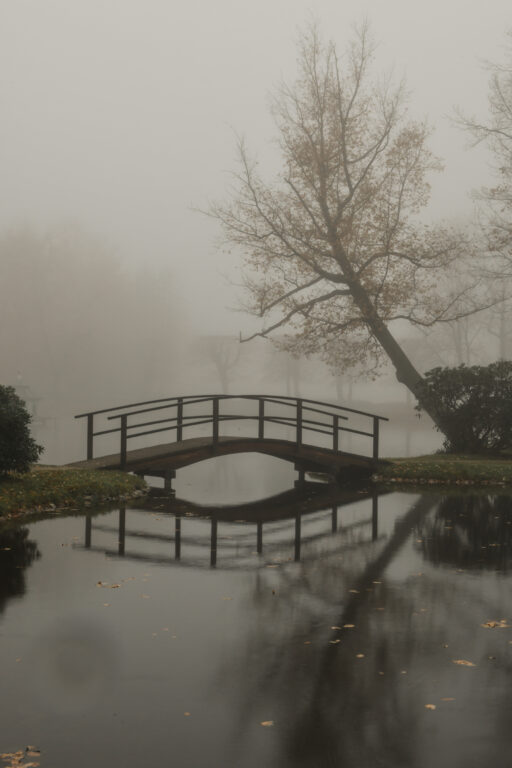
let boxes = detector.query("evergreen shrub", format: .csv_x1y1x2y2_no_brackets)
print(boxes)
0,385,43,475
416,361,512,454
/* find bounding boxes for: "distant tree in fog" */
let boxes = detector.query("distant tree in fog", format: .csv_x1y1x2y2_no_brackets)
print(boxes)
194,335,242,393
457,31,512,277
210,24,496,437
0,225,184,407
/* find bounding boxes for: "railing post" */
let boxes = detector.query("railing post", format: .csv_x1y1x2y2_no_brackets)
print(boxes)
296,399,303,447
258,398,265,439
177,398,183,442
373,416,380,460
212,398,219,445
120,414,127,470
333,414,339,452
87,414,94,460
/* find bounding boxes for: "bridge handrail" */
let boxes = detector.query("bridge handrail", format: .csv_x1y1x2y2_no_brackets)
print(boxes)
75,393,388,465
75,393,389,422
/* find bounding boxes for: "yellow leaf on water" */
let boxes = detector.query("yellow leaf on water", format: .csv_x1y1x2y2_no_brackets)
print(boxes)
356,653,365,658
481,619,509,628
260,720,274,727
331,626,341,630
329,639,341,645
184,712,191,717
441,697,456,702
425,704,436,710
343,624,355,628
452,659,476,667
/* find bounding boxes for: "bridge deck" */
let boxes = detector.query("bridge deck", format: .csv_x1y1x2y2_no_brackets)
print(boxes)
67,435,381,476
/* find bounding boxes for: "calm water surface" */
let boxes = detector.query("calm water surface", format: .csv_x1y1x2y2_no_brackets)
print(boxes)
1,455,512,767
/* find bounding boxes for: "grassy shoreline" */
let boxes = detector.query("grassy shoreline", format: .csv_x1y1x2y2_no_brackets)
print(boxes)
0,467,147,522
1,454,511,525
373,454,512,487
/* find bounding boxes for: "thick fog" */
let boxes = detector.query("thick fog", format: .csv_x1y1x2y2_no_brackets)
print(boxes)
1,0,511,461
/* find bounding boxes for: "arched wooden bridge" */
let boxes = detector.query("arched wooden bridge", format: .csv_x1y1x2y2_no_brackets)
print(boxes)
70,394,389,486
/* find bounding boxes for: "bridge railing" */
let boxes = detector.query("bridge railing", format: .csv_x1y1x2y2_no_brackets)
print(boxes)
75,394,388,468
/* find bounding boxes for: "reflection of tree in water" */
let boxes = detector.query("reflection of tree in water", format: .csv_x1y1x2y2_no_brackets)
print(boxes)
415,494,512,571
0,527,40,614
217,497,441,767
216,493,512,768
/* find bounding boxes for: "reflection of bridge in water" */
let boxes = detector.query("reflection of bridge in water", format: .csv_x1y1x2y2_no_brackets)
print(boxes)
70,394,389,489
78,484,385,569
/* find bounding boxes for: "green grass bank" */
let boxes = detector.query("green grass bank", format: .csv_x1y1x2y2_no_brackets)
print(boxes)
0,467,147,521
374,454,512,487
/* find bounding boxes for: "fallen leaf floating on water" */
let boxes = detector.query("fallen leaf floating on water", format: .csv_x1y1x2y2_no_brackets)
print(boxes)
349,589,359,594
304,641,312,645
356,653,365,659
425,704,436,710
441,698,456,702
343,624,355,629
184,712,191,717
260,721,274,727
331,626,342,630
452,659,476,667
481,619,509,628
329,639,341,645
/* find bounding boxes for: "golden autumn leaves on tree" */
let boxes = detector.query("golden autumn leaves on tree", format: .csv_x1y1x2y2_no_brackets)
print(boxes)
210,24,493,434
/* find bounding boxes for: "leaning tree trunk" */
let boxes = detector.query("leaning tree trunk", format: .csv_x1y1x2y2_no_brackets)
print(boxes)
347,275,449,437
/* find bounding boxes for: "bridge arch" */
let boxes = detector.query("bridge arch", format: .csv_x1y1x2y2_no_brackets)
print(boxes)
72,394,389,483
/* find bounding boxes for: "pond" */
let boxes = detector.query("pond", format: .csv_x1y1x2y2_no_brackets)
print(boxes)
1,454,512,767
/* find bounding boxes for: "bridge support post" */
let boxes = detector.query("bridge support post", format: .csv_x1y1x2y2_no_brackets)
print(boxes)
164,469,176,496
294,465,306,487
257,521,263,554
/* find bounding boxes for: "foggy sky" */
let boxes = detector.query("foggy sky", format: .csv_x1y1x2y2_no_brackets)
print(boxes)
1,0,510,334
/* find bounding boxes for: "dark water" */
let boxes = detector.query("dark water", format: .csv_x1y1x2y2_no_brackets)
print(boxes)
1,455,512,767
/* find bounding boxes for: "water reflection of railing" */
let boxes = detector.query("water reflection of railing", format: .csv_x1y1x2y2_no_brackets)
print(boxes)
79,489,382,569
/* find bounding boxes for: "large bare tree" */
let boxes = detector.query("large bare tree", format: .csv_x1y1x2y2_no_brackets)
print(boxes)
211,25,491,432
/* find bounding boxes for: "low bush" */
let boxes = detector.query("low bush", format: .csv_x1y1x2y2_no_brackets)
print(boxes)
0,385,43,475
415,361,512,454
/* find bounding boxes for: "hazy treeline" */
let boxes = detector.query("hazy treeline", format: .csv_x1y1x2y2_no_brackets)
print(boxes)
0,224,188,416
